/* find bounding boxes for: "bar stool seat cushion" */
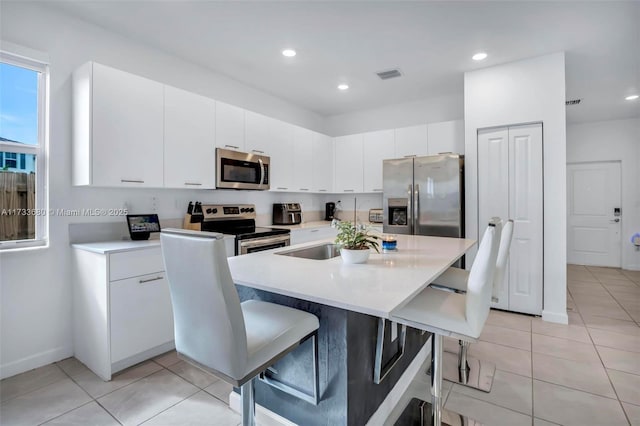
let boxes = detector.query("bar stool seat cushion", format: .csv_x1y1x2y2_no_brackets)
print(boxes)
393,287,479,340
242,299,319,373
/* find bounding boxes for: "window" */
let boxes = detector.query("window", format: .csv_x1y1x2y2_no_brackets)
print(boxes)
0,52,48,249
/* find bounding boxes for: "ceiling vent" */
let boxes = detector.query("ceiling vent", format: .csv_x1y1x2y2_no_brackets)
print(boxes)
376,69,403,80
565,99,582,106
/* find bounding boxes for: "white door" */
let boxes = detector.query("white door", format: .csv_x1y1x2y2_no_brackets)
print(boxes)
567,162,622,267
478,123,543,315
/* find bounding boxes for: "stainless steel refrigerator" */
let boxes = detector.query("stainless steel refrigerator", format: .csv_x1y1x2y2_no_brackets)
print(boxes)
383,154,464,240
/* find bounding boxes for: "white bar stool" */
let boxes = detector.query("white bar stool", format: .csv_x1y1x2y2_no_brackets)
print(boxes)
390,219,502,426
160,229,320,426
430,220,514,392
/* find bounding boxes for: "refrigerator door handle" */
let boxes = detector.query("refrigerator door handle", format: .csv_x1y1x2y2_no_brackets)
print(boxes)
414,184,420,232
408,184,413,234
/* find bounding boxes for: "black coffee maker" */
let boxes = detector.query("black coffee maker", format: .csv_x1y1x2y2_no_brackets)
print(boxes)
325,202,336,221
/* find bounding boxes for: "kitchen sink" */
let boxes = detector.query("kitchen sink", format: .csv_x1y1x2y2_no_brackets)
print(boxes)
277,243,341,260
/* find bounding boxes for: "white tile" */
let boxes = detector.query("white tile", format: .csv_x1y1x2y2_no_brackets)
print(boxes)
0,378,92,425
480,324,531,351
142,390,240,425
532,317,591,344
43,401,119,425
623,402,640,426
153,350,182,367
589,327,640,353
468,341,532,378
486,310,532,332
445,391,532,426
69,360,162,399
607,369,640,405
532,333,601,363
453,370,532,415
532,352,616,398
533,380,628,426
98,369,199,426
534,418,560,426
204,380,234,405
167,360,220,389
0,363,66,402
598,346,640,376
581,314,640,336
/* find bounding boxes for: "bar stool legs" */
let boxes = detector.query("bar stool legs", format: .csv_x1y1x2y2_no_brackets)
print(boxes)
431,334,443,426
241,379,256,426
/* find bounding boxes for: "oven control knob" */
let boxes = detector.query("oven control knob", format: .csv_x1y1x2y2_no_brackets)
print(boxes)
206,208,213,214
249,208,255,212
212,208,218,214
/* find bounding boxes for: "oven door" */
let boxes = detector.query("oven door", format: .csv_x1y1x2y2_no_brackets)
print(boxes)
216,148,270,190
237,234,290,255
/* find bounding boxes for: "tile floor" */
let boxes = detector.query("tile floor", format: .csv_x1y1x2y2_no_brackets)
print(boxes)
1,265,638,425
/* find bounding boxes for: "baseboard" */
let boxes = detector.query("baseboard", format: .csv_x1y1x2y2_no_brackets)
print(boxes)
366,336,431,425
229,391,298,426
228,338,431,426
624,264,640,272
542,310,569,324
0,345,72,380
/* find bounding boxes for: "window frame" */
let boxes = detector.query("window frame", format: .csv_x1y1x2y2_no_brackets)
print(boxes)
0,51,49,250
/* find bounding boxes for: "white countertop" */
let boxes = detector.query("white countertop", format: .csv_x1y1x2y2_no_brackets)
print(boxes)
271,220,383,231
228,234,475,318
72,234,235,254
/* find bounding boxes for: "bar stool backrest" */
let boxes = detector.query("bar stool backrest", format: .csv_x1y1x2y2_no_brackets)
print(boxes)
465,218,502,337
161,230,249,380
492,219,515,301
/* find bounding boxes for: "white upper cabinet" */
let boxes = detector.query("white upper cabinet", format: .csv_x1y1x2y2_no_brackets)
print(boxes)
334,134,364,193
312,132,333,193
164,86,216,189
244,110,272,155
292,126,314,192
394,124,428,158
73,62,164,187
215,101,245,151
427,120,464,155
363,129,395,193
269,119,294,191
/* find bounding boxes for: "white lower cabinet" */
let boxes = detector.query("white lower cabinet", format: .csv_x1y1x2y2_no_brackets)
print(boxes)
73,245,174,380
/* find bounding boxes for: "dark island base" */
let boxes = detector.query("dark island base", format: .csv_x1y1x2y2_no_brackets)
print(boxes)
237,285,430,426
394,398,476,426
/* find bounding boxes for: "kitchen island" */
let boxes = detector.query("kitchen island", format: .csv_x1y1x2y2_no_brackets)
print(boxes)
228,234,475,425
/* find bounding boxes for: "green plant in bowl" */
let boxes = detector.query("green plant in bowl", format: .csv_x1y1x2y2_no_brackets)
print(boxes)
334,221,380,253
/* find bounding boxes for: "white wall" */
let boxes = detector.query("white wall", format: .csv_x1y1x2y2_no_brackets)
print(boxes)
464,53,568,324
324,93,463,136
0,2,327,379
567,118,640,270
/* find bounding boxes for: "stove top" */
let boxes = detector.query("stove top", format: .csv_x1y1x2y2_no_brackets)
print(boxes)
194,203,289,239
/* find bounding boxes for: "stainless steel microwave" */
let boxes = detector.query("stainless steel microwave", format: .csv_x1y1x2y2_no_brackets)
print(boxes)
216,148,270,190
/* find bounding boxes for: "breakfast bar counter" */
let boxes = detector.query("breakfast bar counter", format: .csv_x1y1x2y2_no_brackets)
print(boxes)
227,235,475,425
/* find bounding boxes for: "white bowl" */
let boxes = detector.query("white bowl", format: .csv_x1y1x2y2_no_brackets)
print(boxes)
340,248,370,264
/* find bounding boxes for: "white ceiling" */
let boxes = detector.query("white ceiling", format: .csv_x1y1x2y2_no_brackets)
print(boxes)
48,1,639,123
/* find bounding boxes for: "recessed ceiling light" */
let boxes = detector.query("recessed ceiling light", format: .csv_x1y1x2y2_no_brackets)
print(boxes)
472,52,488,61
337,84,349,91
282,49,296,57
625,94,639,101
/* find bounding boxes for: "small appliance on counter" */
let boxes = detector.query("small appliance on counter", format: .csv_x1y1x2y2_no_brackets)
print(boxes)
273,203,302,225
369,209,383,223
325,202,336,221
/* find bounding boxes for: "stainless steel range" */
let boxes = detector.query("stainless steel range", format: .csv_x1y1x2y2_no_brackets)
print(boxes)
189,203,290,255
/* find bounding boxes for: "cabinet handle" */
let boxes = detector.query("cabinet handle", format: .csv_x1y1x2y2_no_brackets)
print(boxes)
139,276,163,284
373,188,383,192
404,155,417,158
225,145,240,149
184,182,202,186
121,179,144,183
344,189,354,192
310,229,319,233
277,187,288,190
252,149,265,154
300,188,309,191
319,189,327,192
